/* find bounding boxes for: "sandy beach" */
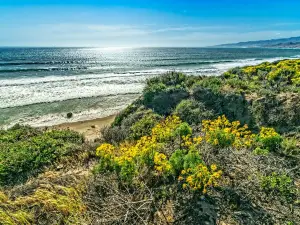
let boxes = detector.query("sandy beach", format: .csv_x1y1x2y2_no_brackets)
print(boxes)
52,114,116,141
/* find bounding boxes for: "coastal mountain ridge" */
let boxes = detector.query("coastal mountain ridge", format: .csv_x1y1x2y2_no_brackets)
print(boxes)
215,36,300,48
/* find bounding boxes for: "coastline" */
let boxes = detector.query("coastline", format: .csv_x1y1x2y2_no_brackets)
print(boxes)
51,114,116,141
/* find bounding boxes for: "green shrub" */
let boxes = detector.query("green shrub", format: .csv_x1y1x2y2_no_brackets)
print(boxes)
100,125,128,145
175,122,192,137
257,127,283,151
260,173,295,202
143,82,167,105
174,99,213,125
192,77,222,93
143,73,190,115
129,112,161,140
0,124,41,143
253,147,269,156
0,126,83,185
183,150,202,170
144,87,189,114
146,72,187,87
281,137,299,156
169,149,185,174
112,102,141,127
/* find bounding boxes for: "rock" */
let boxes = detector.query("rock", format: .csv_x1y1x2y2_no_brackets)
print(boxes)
66,112,73,119
91,125,96,129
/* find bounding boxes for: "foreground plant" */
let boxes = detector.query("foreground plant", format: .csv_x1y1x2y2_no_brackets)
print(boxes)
95,115,222,194
202,115,255,149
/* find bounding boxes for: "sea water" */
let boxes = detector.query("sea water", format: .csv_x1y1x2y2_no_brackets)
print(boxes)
1,47,300,127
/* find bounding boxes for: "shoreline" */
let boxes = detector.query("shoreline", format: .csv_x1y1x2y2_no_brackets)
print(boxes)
51,114,116,141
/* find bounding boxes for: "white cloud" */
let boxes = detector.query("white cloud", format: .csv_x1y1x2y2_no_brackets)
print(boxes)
2,22,300,47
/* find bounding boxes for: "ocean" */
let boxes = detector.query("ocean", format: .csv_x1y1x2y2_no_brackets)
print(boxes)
1,47,300,128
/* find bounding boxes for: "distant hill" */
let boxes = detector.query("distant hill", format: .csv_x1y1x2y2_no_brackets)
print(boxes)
215,36,300,48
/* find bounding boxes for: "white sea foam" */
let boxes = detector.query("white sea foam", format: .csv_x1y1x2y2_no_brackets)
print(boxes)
0,56,299,110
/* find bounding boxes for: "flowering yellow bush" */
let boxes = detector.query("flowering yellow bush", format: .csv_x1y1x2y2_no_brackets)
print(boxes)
154,152,172,173
202,115,255,148
95,115,184,181
179,164,222,193
96,115,222,193
243,66,258,75
181,134,202,149
151,115,182,141
239,59,300,86
96,143,115,159
258,127,283,151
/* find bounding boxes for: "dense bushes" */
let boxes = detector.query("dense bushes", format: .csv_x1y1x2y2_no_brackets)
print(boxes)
0,126,84,185
251,93,300,131
202,115,255,148
260,172,296,202
129,112,162,140
142,72,190,114
92,63,300,224
94,114,299,224
225,59,300,89
101,108,162,144
174,99,213,125
1,59,300,225
96,115,221,191
0,171,88,225
144,86,189,114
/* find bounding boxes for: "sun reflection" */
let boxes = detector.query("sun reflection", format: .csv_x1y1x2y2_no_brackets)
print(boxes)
92,47,134,52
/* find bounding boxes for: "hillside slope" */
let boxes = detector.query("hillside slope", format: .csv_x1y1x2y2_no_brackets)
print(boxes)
1,59,300,225
215,36,300,48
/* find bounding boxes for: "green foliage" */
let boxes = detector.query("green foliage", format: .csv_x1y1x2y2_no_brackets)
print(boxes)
143,72,189,114
0,126,83,185
146,71,187,87
143,82,168,105
100,125,128,145
129,112,161,140
257,127,283,152
260,173,295,202
175,122,192,137
225,59,300,89
281,137,300,156
144,86,189,114
192,77,222,93
183,150,202,170
112,102,141,127
251,93,300,131
0,184,87,225
253,147,269,156
116,160,137,183
169,149,185,174
174,99,213,125
0,124,41,143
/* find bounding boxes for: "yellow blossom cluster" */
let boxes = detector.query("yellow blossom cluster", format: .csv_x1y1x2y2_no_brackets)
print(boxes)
242,59,300,85
96,115,222,192
258,127,283,151
181,134,203,149
259,127,280,139
179,164,222,193
96,143,115,159
151,115,182,141
202,115,255,148
153,152,172,173
95,115,184,181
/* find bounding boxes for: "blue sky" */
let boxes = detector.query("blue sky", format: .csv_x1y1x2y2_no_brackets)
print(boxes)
1,0,300,47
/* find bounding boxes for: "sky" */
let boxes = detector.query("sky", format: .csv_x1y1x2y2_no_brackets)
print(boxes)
1,0,300,47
